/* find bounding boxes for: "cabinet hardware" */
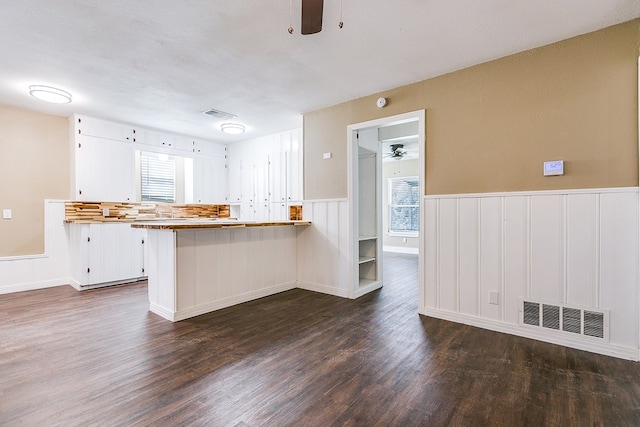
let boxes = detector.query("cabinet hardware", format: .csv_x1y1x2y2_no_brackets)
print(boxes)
141,239,144,244
78,118,81,123
87,237,91,242
87,267,90,273
142,268,145,273
78,143,82,148
79,190,82,195
78,129,81,134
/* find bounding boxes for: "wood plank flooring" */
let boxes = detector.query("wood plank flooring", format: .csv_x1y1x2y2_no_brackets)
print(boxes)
1,252,639,426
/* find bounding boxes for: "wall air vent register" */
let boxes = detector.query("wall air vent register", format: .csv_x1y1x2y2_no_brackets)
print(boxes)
520,299,608,341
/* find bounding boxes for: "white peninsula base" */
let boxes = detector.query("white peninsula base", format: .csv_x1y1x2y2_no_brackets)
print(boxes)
139,221,308,321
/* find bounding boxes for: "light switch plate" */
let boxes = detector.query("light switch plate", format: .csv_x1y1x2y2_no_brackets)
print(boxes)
489,290,499,305
543,160,564,176
323,152,332,159
2,209,12,219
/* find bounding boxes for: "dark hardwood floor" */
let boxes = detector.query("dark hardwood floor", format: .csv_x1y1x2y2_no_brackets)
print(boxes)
1,252,639,426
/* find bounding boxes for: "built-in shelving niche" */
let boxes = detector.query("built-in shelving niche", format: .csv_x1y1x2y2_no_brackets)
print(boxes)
357,137,382,289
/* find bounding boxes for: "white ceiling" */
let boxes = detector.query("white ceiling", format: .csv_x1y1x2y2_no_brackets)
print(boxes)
0,1,638,143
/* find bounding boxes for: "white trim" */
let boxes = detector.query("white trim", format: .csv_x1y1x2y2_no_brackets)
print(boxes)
297,281,350,298
0,253,49,262
303,197,348,203
422,308,638,361
347,109,425,302
354,280,383,298
0,279,71,295
164,282,298,322
383,246,419,255
425,187,639,199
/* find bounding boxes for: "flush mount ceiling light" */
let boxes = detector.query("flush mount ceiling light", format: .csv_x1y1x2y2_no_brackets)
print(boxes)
28,85,72,104
220,122,245,135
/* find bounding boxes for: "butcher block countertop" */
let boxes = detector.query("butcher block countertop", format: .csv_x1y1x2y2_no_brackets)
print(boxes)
130,219,311,230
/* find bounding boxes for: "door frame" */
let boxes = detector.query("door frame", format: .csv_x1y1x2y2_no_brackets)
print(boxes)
347,109,425,309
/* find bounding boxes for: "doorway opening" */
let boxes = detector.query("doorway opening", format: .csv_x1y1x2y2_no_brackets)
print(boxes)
347,110,425,311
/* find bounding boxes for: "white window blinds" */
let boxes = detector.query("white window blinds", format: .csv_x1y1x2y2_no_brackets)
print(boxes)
140,152,176,203
388,176,419,236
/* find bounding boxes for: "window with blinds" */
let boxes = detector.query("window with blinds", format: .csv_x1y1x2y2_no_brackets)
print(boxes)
140,152,176,203
388,176,419,236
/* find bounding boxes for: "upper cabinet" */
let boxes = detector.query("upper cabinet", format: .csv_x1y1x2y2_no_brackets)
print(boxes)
75,116,134,143
193,150,227,204
70,114,229,204
73,134,135,201
226,129,303,220
71,115,135,201
194,139,226,157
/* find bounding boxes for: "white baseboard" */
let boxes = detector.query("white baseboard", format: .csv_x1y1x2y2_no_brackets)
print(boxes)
296,281,350,298
421,308,639,361
0,278,71,295
169,282,298,321
383,246,419,255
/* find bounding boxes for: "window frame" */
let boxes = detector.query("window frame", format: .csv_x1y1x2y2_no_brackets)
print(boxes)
387,175,419,237
139,151,177,203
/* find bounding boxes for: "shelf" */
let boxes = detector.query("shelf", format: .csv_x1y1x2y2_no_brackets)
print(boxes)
359,278,379,288
358,256,376,264
359,236,377,242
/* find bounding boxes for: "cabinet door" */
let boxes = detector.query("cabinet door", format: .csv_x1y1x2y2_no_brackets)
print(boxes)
173,136,194,153
270,202,287,221
240,203,255,221
135,228,147,277
255,156,269,206
227,144,242,203
269,139,287,203
86,223,105,284
76,116,133,142
75,135,134,201
194,155,227,203
240,158,255,203
287,130,303,203
195,140,226,157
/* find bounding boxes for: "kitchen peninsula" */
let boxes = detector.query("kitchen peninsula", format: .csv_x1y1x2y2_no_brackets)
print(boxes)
132,219,311,321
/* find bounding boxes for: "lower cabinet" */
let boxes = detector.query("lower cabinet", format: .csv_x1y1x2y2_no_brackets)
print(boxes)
68,223,146,289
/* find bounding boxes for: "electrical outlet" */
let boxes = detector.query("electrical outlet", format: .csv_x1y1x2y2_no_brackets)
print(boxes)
2,209,11,219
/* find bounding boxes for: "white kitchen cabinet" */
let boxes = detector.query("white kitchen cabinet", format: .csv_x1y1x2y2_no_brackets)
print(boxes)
75,115,134,143
227,143,242,203
73,134,135,201
68,223,146,289
194,139,226,157
286,129,303,203
240,202,256,221
194,155,227,203
240,158,256,204
270,202,287,221
269,139,287,203
225,128,302,221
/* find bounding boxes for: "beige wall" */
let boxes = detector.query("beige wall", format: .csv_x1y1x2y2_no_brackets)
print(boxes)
0,105,69,256
304,19,640,199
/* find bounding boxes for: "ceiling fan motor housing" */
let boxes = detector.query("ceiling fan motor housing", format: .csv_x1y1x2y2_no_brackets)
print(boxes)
301,0,324,35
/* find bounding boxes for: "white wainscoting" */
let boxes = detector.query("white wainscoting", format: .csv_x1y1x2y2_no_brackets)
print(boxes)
148,225,300,321
424,187,640,360
0,200,70,294
297,199,351,298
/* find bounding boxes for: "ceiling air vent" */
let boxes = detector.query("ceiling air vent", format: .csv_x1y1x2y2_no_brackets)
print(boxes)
520,298,608,341
201,108,237,121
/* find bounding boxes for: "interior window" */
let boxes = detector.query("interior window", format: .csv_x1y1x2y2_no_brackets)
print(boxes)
388,176,419,236
140,151,176,203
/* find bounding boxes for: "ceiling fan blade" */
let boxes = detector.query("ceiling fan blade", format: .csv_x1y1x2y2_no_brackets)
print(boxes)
301,0,324,35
